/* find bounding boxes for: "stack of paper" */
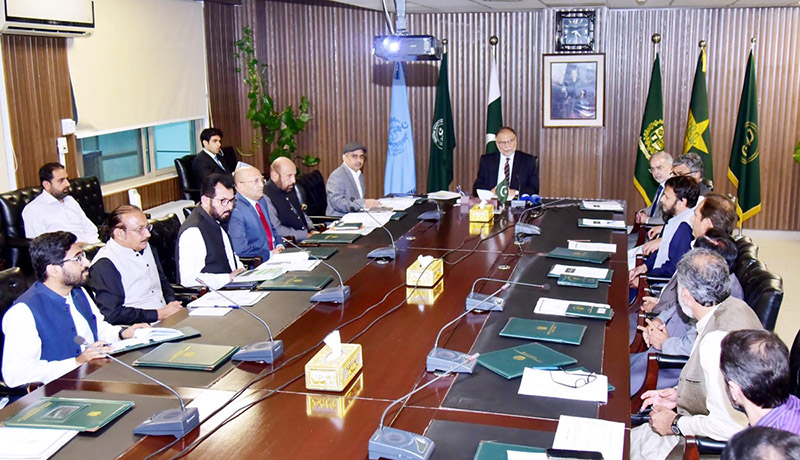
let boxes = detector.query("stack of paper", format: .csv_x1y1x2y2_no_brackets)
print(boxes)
552,415,625,460
578,218,626,230
534,297,612,320
567,240,617,253
518,368,609,403
581,200,624,212
427,190,460,200
0,427,78,460
188,290,268,308
233,265,286,282
261,251,321,272
548,264,613,282
377,196,417,211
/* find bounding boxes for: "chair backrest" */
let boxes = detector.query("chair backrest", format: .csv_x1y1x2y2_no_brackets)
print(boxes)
0,267,28,376
790,329,800,397
174,154,200,202
737,260,767,290
742,272,783,331
295,170,327,217
68,177,107,227
0,186,42,269
147,213,182,284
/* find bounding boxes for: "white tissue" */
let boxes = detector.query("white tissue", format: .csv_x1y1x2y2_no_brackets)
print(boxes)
324,330,342,361
478,199,488,209
417,255,435,267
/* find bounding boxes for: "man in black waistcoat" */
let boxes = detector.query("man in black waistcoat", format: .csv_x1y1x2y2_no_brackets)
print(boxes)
176,173,244,289
264,157,316,242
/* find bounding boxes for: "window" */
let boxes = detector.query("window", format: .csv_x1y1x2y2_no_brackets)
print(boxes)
79,120,201,186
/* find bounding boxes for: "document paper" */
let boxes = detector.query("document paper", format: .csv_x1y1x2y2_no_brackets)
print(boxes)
518,368,608,403
188,291,268,308
0,427,78,460
552,415,625,460
549,264,611,280
581,200,624,212
534,297,610,317
567,241,617,253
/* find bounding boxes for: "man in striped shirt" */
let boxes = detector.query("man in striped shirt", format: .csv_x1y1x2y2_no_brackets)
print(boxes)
720,329,800,435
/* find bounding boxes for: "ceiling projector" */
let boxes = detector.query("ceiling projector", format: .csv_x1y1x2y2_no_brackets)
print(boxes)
373,34,442,61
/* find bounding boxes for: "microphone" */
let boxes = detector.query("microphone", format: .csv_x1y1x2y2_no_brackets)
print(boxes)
362,205,397,260
425,283,507,374
195,278,284,363
465,277,550,311
368,368,458,460
417,198,443,221
74,336,200,438
514,199,544,236
281,237,351,303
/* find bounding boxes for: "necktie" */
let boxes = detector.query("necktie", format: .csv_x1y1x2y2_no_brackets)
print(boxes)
254,202,275,250
650,185,664,217
214,154,225,171
503,157,511,185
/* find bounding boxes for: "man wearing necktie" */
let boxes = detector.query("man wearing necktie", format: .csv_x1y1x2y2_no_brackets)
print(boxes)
635,151,673,226
192,128,239,183
472,127,539,198
227,165,285,262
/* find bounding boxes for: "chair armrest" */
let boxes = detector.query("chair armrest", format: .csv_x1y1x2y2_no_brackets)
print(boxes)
656,354,690,369
308,215,341,222
6,236,31,248
630,408,652,427
171,284,206,296
239,256,262,269
692,436,727,454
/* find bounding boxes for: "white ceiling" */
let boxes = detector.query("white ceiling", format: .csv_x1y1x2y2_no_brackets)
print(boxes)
331,0,798,14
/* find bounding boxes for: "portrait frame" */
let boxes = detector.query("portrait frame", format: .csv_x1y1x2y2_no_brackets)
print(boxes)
543,53,605,128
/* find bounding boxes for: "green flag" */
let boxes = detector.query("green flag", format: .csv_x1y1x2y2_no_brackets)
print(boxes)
727,49,761,226
485,49,502,154
683,47,713,178
427,50,456,192
496,178,509,205
634,52,665,207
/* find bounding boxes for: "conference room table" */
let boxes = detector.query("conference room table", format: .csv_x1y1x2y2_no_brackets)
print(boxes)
0,197,632,460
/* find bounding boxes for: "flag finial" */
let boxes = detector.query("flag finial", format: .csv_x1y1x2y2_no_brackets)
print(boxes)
489,36,498,46
699,40,706,49
750,37,757,50
651,33,661,44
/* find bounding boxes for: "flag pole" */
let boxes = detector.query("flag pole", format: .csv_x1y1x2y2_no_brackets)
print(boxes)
490,35,497,55
652,33,660,54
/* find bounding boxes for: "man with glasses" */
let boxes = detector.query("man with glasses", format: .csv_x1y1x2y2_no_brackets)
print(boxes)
472,127,539,198
635,151,673,227
22,162,100,244
265,157,317,242
227,165,284,261
672,152,712,196
87,205,183,325
325,142,382,216
177,173,244,289
1,231,149,388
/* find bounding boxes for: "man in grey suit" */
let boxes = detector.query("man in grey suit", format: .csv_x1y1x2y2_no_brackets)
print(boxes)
325,142,382,216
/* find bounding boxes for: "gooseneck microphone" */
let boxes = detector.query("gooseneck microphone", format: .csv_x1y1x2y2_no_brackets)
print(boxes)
465,277,550,311
281,237,351,303
368,369,458,460
417,198,444,221
425,284,508,374
74,336,200,438
362,204,397,260
195,278,284,363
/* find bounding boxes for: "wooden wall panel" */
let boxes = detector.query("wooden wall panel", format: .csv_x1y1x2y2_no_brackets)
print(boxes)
2,35,77,188
208,2,800,229
102,177,181,212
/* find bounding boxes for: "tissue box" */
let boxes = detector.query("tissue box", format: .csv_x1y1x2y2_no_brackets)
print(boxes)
406,279,444,306
305,343,363,392
469,220,493,237
470,203,494,222
306,373,364,418
406,257,444,288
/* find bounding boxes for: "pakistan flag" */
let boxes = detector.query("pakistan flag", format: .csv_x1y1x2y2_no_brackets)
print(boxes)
683,46,713,178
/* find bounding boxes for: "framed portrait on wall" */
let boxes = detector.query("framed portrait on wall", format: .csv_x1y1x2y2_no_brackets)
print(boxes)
543,54,605,128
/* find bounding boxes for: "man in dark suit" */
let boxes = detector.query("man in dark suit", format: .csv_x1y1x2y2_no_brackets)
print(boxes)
472,127,539,197
192,128,238,181
227,165,284,261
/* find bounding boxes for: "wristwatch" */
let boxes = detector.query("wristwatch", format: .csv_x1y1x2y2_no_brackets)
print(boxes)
671,414,682,436
118,326,129,340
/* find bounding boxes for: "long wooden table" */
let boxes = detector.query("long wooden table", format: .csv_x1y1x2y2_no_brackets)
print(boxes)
0,198,631,459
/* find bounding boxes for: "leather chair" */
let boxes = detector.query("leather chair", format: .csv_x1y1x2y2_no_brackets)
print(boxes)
0,185,42,271
791,329,800,397
0,267,31,396
68,176,109,228
295,170,330,221
147,213,183,285
175,154,201,202
743,273,783,332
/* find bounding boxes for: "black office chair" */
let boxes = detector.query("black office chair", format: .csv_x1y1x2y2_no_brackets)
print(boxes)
295,170,338,223
0,267,32,397
175,154,201,202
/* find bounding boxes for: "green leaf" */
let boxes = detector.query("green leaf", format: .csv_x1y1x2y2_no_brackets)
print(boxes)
302,155,321,167
795,140,800,164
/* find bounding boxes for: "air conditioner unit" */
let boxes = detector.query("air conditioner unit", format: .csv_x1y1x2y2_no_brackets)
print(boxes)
0,0,95,38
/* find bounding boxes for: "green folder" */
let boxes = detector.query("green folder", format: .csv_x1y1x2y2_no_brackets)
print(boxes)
285,247,339,260
547,265,613,283
566,303,614,321
546,247,610,264
476,342,577,379
499,318,587,346
557,274,599,289
305,232,361,244
473,441,545,459
111,326,201,355
256,274,333,291
391,211,407,220
2,397,134,432
133,342,239,371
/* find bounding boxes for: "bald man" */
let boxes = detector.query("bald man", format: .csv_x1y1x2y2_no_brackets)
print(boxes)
226,166,284,261
264,157,316,242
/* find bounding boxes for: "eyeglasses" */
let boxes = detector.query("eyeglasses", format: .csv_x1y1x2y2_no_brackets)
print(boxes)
59,251,86,265
239,177,265,186
122,224,153,235
347,152,366,160
212,197,237,207
649,165,668,173
549,368,597,389
497,139,516,146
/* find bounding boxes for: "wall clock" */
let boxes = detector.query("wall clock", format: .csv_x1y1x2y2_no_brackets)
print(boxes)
556,10,596,53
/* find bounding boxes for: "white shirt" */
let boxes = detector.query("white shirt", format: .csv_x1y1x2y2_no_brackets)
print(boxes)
345,164,364,199
22,191,100,243
177,225,241,290
676,306,748,439
495,152,516,187
1,287,121,388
